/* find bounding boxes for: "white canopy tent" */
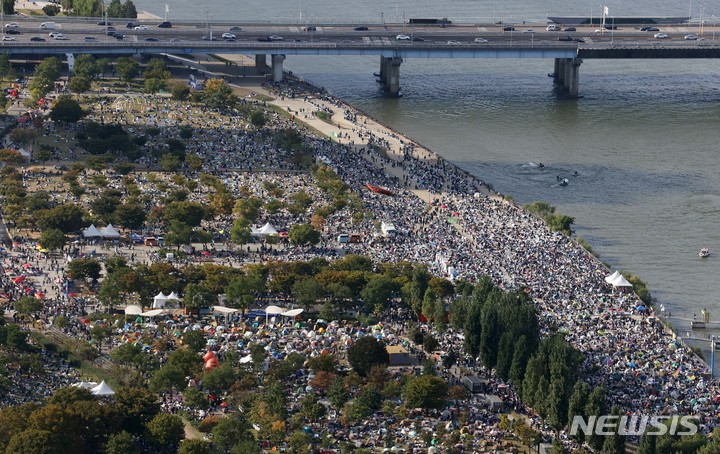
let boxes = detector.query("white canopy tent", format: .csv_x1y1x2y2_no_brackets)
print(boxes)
83,224,103,238
90,381,115,395
100,224,121,238
258,223,278,236
610,274,634,287
265,305,285,323
153,292,168,309
251,226,262,236
165,292,180,308
124,305,143,315
604,271,621,284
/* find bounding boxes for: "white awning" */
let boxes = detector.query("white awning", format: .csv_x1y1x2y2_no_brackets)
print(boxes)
213,306,239,313
140,309,164,317
265,305,285,314
282,308,304,317
124,305,143,315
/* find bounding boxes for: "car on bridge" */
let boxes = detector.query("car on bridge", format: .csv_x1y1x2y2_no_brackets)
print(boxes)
474,38,488,43
562,27,576,32
447,40,461,45
106,31,116,36
126,22,135,28
684,34,699,40
49,32,61,37
502,26,514,31
145,37,159,41
558,35,574,41
644,27,660,32
54,34,69,40
573,37,585,42
354,26,368,31
412,37,424,41
158,21,172,28
303,26,316,32
84,36,98,41
202,35,218,41
30,37,45,41
115,34,127,40
396,34,410,40
97,21,107,26
5,29,19,35
228,26,242,31
222,33,236,39
170,38,184,42
1,36,14,41
5,22,18,28
654,32,668,39
522,29,535,33
134,25,149,30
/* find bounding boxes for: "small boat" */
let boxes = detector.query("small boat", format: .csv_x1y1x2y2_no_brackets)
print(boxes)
366,183,393,196
692,321,706,329
700,248,710,257
559,179,569,187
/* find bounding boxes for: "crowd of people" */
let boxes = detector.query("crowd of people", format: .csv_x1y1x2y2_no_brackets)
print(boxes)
0,62,715,447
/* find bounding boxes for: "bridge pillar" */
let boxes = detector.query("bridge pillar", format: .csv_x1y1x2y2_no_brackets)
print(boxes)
378,56,387,84
555,58,566,85
271,54,285,83
385,57,402,97
255,54,268,72
565,58,582,97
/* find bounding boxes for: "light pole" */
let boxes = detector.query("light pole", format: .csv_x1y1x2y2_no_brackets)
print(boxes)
712,336,717,381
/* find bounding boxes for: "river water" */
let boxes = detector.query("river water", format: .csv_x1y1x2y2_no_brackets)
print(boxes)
142,2,720,338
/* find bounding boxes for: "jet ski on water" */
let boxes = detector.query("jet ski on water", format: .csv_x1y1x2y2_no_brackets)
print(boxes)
559,179,569,186
538,163,545,168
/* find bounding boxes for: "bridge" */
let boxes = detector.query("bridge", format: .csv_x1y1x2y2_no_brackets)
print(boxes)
0,18,719,96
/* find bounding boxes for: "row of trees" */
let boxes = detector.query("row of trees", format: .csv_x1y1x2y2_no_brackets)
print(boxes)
65,0,137,18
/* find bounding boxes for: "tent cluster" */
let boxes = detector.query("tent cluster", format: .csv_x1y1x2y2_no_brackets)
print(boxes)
82,224,121,238
604,271,633,288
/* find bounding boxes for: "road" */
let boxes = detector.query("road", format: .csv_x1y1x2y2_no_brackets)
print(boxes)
0,20,715,46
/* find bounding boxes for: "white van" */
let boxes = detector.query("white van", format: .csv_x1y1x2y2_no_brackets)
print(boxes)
381,221,397,237
546,24,557,31
337,234,350,243
39,22,56,29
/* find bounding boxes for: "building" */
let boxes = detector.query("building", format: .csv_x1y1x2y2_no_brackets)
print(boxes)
386,346,411,365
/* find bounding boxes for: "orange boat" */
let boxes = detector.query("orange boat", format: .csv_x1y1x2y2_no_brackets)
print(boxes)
366,183,393,196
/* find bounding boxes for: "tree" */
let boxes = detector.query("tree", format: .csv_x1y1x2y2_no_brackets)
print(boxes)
40,228,66,252
360,276,394,314
164,201,207,227
178,439,210,454
6,429,60,454
224,275,260,310
160,153,181,172
289,431,311,454
230,217,252,247
515,424,543,454
106,0,122,17
37,204,87,233
0,52,11,81
73,54,100,80
545,214,575,236
403,375,447,410
114,203,146,230
171,82,190,101
185,154,203,171
292,278,324,311
42,3,61,14
183,282,214,311
146,413,185,452
212,417,254,451
602,406,626,454
182,387,209,410
73,0,100,16
144,78,165,94
13,296,43,315
307,354,339,374
250,110,267,128
328,376,348,409
522,201,555,217
233,197,263,222
289,223,321,246
114,387,161,435
584,386,607,452
67,258,102,281
567,381,590,443
149,364,186,397
144,58,171,80
121,0,137,18
182,329,207,353
115,57,140,82
90,324,113,351
34,146,52,167
550,440,570,454
347,336,389,376
67,77,91,98
203,79,238,108
202,364,236,394
106,430,138,454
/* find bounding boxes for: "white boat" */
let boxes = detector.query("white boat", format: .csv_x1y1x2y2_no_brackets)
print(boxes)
699,248,709,257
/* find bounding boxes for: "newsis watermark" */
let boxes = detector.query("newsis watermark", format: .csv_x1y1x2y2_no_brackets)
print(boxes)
569,415,699,436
